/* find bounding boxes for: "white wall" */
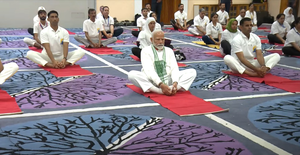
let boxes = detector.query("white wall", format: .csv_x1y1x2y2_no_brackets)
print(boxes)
0,0,95,28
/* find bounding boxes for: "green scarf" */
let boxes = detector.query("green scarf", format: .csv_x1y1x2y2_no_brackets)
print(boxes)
226,18,238,33
151,45,167,84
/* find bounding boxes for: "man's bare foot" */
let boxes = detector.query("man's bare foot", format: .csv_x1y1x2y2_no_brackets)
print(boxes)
244,70,259,77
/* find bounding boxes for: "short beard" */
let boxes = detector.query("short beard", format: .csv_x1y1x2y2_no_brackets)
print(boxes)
154,44,164,50
40,17,46,21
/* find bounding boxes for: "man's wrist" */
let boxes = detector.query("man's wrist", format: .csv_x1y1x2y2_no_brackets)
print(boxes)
158,82,163,87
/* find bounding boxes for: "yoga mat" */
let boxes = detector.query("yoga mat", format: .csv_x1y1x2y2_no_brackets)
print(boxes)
166,28,188,32
67,30,76,35
223,71,300,92
261,39,269,44
129,55,188,67
0,89,22,116
127,84,229,116
132,28,139,31
28,46,42,53
102,39,124,43
205,52,224,58
41,65,93,77
192,41,206,45
258,35,267,38
266,50,283,55
79,45,123,55
207,44,220,49
258,27,268,30
184,34,202,39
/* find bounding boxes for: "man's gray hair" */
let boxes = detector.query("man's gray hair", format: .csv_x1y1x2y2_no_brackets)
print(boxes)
151,30,164,39
199,8,206,13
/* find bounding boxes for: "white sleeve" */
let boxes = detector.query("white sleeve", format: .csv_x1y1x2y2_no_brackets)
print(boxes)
226,12,229,20
221,31,229,41
63,29,70,43
245,11,250,18
83,21,88,32
110,17,114,25
218,24,223,34
194,17,199,26
137,32,148,49
286,22,291,32
253,12,257,25
140,48,162,86
231,36,243,54
40,30,49,44
137,18,142,27
271,23,279,34
285,31,295,44
184,12,187,20
174,12,179,20
206,24,212,36
33,23,39,34
254,35,261,50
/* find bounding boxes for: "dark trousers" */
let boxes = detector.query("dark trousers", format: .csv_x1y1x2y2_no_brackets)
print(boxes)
132,31,140,37
282,46,300,56
28,28,34,35
151,0,162,22
170,19,193,30
221,0,231,13
257,21,263,28
267,34,285,44
102,28,123,38
221,40,231,55
202,36,219,44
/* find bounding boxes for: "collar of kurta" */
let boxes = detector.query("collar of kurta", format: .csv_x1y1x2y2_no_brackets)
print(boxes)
50,26,61,32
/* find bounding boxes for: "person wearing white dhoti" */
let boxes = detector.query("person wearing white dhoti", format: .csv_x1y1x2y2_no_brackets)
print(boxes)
74,9,117,48
0,60,19,85
23,9,49,49
224,18,280,77
188,8,209,36
128,30,196,95
26,10,85,69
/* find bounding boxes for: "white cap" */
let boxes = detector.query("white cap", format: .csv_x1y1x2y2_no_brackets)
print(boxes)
37,6,46,11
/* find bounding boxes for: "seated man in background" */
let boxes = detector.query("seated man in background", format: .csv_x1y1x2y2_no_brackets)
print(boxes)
224,18,280,77
99,6,123,38
216,3,229,29
150,12,162,30
26,10,85,69
128,30,196,96
75,9,117,48
171,4,193,30
145,3,153,17
0,60,19,85
96,5,104,19
188,8,209,36
132,8,148,37
23,9,49,49
28,6,47,36
236,9,246,28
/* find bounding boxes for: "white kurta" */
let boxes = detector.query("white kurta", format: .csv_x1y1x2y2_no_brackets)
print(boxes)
245,10,257,32
188,15,209,35
24,21,49,46
0,62,19,85
270,21,291,38
128,45,196,93
224,32,280,74
216,10,229,25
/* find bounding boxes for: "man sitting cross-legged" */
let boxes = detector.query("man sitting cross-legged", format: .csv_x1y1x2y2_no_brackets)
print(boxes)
26,10,85,69
75,9,117,48
224,18,280,77
128,30,196,96
99,6,123,38
23,9,49,49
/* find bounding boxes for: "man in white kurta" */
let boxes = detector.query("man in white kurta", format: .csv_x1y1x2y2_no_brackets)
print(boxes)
26,10,85,68
137,8,149,31
24,9,49,49
173,4,191,30
74,9,117,48
236,9,246,26
28,6,47,36
216,3,229,29
188,8,209,36
128,30,196,95
0,60,19,85
224,18,280,77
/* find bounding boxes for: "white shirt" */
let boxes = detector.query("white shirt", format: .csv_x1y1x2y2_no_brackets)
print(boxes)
216,10,229,25
83,19,103,39
141,45,180,86
270,21,291,38
285,15,295,25
284,28,300,47
96,12,102,20
236,15,244,26
174,10,187,26
231,32,261,61
99,16,114,31
245,10,257,25
33,15,47,26
137,31,152,49
220,30,239,54
155,23,161,31
147,11,153,17
40,26,69,56
33,21,49,40
137,16,147,28
193,15,209,30
206,22,223,38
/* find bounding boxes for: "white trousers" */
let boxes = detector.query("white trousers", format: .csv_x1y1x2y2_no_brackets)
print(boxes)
188,27,204,36
0,62,19,84
26,49,85,66
23,37,38,46
224,53,280,74
128,69,197,92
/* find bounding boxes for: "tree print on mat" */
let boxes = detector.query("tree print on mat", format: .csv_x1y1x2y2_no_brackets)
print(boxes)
0,49,29,61
0,114,252,155
248,96,300,146
15,74,131,109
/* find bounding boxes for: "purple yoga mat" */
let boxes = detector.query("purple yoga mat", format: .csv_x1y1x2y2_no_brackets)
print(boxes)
0,40,28,48
0,29,30,35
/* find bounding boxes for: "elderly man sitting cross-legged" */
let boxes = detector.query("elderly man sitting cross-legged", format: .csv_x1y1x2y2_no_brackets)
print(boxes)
128,30,196,96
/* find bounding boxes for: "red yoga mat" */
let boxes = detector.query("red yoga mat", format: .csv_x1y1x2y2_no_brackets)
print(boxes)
67,30,76,35
41,65,93,77
28,46,42,53
205,52,224,58
132,28,139,31
102,39,124,43
129,55,187,67
223,71,300,92
184,34,202,38
267,50,283,55
166,28,188,32
258,27,268,30
258,35,267,38
127,84,229,116
0,89,22,116
79,45,123,55
261,39,269,44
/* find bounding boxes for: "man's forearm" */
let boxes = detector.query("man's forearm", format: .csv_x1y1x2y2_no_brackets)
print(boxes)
63,42,69,58
240,58,258,71
256,51,266,66
110,25,114,35
196,26,205,33
85,33,94,45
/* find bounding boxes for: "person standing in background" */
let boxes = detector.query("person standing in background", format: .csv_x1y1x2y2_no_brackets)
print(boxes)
151,0,162,22
219,0,232,13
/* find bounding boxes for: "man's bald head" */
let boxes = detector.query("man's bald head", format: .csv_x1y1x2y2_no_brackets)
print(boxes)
240,9,246,17
151,30,165,50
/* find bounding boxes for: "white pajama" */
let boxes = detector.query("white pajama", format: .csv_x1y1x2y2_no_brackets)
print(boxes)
26,49,85,66
188,27,204,36
224,53,280,74
0,62,19,84
128,69,196,92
